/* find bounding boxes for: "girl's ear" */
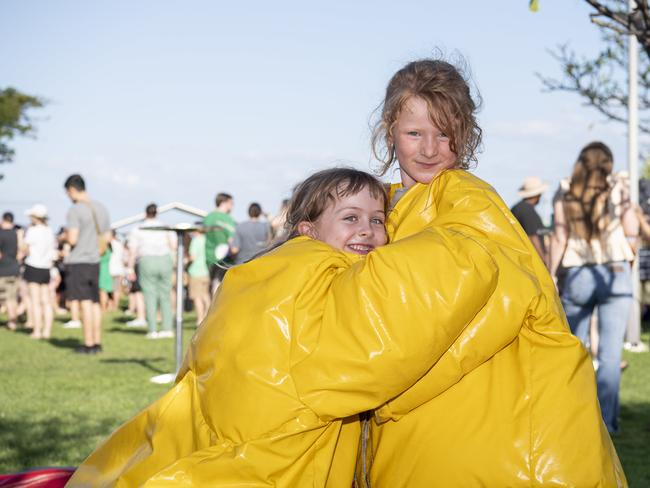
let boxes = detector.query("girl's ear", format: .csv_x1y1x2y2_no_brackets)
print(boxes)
297,221,318,240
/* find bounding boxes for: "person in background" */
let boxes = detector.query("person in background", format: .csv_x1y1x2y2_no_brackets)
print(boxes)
21,204,56,340
510,176,548,265
203,193,236,292
550,141,635,434
63,174,111,354
57,227,81,328
127,203,176,339
98,245,113,312
0,212,21,331
230,203,272,265
270,198,290,242
187,229,210,324
108,230,126,311
123,241,146,327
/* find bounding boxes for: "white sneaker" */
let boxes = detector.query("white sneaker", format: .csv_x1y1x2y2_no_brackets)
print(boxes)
62,320,81,329
126,318,147,328
145,331,159,339
157,330,174,339
623,341,649,353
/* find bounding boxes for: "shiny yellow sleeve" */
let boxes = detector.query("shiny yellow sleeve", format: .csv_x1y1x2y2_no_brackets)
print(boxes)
377,173,543,420
291,226,499,420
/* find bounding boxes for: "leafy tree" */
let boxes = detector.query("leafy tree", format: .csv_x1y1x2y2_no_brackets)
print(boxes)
536,1,650,135
0,87,44,170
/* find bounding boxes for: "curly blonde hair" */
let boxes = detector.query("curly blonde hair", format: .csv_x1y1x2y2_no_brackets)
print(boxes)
372,58,482,175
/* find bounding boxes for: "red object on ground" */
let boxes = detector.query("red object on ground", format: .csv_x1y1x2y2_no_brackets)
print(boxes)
0,468,75,488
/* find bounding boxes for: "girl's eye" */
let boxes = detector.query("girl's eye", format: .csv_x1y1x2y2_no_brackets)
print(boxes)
407,131,420,137
343,215,358,222
371,218,385,225
438,133,449,139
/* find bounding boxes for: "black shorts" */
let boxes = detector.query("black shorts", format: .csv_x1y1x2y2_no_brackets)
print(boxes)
65,263,100,302
23,264,50,285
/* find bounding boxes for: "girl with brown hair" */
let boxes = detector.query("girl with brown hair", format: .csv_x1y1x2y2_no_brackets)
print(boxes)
360,58,626,487
551,141,635,435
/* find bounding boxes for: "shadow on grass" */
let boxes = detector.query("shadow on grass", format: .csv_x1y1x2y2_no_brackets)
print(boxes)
100,357,167,374
0,415,117,471
112,316,136,324
614,401,650,487
47,338,83,350
107,326,147,335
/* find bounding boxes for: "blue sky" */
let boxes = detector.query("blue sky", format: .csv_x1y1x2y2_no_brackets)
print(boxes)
0,0,635,228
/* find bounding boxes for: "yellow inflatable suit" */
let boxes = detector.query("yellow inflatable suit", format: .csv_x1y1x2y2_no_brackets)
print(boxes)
366,170,626,487
67,215,499,486
68,169,625,487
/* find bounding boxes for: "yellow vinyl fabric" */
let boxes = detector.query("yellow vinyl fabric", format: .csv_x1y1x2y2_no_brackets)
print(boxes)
368,169,627,487
67,223,499,487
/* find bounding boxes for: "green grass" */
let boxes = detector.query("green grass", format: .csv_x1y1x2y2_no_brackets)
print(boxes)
0,311,195,471
0,315,648,485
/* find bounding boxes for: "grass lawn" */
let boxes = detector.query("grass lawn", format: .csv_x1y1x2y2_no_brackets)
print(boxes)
0,313,649,485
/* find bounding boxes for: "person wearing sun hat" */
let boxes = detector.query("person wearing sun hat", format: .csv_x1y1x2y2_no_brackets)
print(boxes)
21,203,56,339
510,176,549,265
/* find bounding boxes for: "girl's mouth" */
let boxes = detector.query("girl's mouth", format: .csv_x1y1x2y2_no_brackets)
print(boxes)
346,243,374,255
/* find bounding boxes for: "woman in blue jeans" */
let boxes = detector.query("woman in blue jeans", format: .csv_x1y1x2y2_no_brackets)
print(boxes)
551,141,635,433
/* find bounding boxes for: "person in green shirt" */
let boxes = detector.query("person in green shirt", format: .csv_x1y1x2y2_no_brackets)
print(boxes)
203,192,236,293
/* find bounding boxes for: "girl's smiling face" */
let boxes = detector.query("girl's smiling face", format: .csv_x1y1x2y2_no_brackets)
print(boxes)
299,186,387,254
392,96,458,189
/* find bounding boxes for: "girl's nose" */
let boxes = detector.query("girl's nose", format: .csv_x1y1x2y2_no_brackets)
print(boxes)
421,135,437,158
357,222,372,236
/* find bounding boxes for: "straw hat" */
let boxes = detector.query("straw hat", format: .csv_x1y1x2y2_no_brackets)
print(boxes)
517,176,548,199
25,203,49,219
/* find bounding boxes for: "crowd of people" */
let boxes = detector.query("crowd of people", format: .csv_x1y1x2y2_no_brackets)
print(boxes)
0,176,288,351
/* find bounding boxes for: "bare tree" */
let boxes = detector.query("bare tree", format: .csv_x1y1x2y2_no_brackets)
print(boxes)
538,1,650,134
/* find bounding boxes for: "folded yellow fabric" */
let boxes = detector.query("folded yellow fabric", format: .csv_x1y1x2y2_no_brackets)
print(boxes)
68,220,498,486
369,170,627,487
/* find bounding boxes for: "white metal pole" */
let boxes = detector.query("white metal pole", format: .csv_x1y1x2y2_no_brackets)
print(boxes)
628,0,641,344
175,230,184,373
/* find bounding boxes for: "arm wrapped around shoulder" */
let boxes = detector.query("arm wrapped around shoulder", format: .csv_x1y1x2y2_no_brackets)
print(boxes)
291,226,498,420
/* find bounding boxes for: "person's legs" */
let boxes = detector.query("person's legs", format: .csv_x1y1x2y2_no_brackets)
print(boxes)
111,276,122,311
561,266,597,347
0,276,19,329
135,292,145,321
159,255,173,332
139,257,158,333
19,279,33,329
5,294,17,329
198,278,211,323
70,299,80,322
28,282,42,338
596,263,633,433
92,302,102,346
40,283,53,339
99,289,109,311
80,299,94,347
